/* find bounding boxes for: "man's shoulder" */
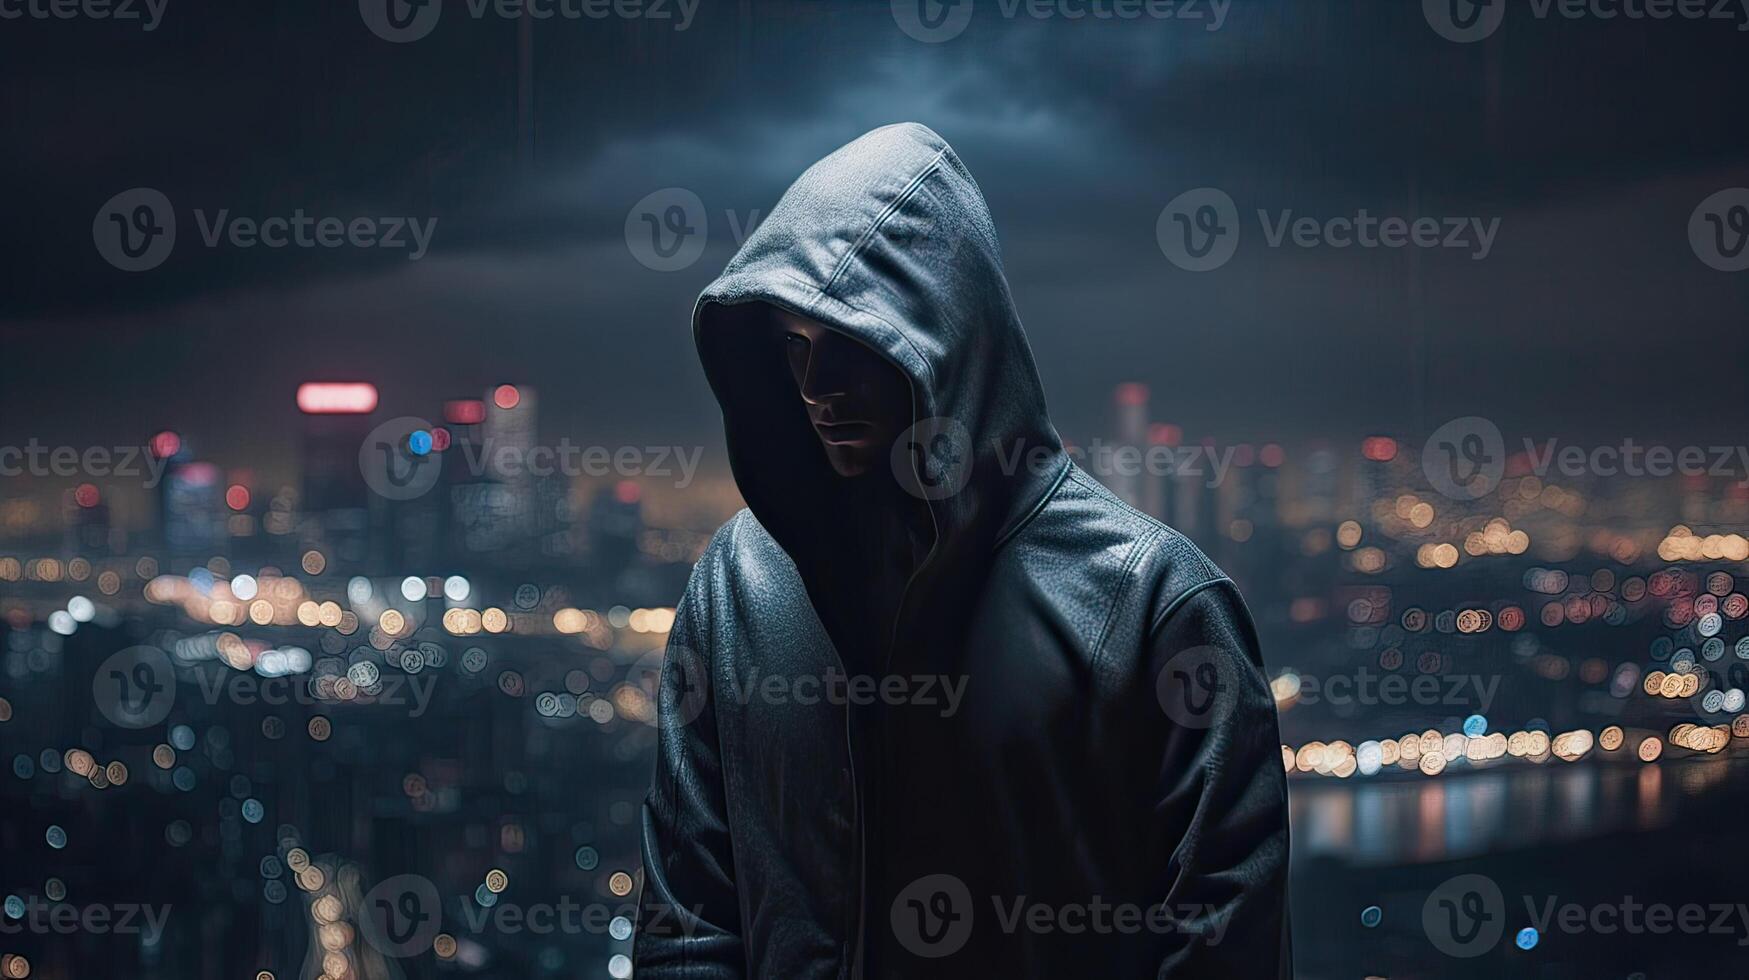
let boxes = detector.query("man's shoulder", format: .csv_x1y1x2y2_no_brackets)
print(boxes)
1008,464,1233,626
691,508,805,593
701,508,782,561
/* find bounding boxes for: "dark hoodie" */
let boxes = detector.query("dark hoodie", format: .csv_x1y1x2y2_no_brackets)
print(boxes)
636,123,1291,979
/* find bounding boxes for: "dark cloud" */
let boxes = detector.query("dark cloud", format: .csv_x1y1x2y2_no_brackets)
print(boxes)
3,0,1747,461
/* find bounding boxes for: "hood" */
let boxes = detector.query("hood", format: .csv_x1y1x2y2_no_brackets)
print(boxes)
693,122,1065,641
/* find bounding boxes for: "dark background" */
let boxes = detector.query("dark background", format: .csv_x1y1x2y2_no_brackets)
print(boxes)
3,2,1749,979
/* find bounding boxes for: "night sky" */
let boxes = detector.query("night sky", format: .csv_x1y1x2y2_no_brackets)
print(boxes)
4,0,1748,490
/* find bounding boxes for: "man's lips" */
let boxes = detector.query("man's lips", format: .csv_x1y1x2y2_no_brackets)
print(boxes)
813,420,874,445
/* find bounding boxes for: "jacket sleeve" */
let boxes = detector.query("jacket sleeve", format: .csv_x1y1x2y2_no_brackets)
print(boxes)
634,568,746,977
1145,578,1292,978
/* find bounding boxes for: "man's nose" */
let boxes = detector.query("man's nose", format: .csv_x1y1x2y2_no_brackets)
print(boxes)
798,338,854,404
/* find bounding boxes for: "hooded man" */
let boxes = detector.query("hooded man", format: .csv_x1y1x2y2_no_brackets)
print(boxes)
635,123,1291,978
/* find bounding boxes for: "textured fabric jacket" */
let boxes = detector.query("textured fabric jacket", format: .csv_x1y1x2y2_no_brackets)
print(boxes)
636,123,1291,979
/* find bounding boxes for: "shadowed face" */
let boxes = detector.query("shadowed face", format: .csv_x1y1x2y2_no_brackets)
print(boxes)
776,309,912,478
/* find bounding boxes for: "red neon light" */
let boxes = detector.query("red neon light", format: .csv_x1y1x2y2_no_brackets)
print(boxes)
296,382,379,414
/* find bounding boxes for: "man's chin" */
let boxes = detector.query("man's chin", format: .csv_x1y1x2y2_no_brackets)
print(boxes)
822,445,877,478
